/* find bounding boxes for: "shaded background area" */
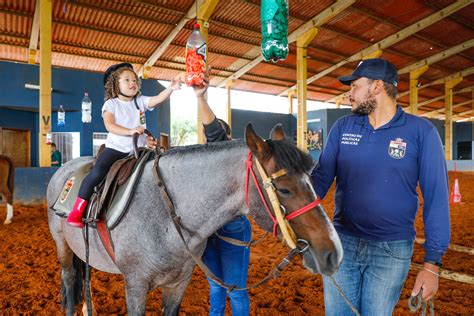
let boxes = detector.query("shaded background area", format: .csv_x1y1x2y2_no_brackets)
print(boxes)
0,172,472,315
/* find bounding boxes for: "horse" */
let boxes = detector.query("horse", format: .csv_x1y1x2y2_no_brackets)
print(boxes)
0,154,14,225
47,124,343,316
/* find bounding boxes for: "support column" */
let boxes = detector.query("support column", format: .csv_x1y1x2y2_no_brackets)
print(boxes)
296,28,318,152
288,90,295,114
444,77,463,160
409,65,429,115
39,0,52,167
197,0,218,144
335,96,343,109
226,80,233,129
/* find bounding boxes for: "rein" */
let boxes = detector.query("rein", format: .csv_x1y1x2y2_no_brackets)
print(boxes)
408,290,435,316
152,151,314,292
245,152,320,249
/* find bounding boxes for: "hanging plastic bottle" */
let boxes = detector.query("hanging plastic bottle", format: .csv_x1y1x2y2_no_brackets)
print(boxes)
58,105,65,127
185,23,206,87
81,92,92,123
261,0,289,62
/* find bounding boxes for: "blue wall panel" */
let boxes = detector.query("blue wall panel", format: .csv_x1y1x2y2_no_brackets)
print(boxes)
14,168,57,204
231,109,294,140
0,108,39,166
0,61,169,164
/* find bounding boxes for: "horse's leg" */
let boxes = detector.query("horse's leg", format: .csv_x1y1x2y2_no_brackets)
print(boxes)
50,222,84,316
2,193,13,225
162,274,193,316
124,278,149,316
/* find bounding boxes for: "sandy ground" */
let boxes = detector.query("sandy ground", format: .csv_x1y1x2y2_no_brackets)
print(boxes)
0,171,472,315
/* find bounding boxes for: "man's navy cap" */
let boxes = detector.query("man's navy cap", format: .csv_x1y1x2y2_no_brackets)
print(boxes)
103,62,133,86
338,58,398,86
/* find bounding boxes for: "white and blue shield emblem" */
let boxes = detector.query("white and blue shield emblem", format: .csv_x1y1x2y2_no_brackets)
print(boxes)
388,138,406,159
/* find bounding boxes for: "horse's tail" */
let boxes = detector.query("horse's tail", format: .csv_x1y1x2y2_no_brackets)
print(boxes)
61,254,85,309
6,156,14,195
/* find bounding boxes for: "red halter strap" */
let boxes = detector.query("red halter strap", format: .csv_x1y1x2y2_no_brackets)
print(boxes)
245,152,321,238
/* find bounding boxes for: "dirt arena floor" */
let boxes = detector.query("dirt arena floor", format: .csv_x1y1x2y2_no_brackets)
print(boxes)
0,171,472,315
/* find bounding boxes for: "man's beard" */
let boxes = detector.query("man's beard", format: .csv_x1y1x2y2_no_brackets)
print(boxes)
351,92,376,114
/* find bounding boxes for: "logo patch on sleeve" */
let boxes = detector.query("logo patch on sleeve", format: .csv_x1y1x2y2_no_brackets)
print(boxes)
388,138,406,159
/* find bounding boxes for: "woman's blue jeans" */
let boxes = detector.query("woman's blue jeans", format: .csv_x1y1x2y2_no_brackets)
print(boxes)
202,215,251,316
323,232,414,316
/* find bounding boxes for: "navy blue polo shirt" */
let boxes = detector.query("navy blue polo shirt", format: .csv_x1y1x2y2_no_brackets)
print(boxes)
311,106,450,263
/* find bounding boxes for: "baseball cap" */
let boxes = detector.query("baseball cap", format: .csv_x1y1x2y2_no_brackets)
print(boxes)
103,62,134,86
338,58,398,86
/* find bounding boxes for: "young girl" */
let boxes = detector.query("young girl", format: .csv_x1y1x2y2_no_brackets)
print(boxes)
67,62,180,228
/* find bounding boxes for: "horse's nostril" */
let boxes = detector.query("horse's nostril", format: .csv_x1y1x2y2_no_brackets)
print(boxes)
325,250,339,267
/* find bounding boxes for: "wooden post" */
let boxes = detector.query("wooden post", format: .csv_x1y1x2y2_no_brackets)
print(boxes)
39,0,52,167
296,28,318,152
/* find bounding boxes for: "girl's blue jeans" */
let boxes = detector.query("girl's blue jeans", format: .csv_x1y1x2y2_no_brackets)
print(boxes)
323,232,414,316
202,215,251,316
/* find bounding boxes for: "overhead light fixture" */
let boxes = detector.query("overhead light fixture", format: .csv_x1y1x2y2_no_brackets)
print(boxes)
25,83,53,91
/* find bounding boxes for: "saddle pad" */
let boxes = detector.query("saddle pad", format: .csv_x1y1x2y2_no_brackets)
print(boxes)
52,162,93,216
106,154,149,229
52,153,150,229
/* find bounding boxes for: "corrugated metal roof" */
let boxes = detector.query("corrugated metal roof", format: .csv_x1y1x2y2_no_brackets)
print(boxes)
0,0,473,118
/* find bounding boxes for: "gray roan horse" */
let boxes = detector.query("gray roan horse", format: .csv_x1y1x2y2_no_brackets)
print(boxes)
47,124,343,315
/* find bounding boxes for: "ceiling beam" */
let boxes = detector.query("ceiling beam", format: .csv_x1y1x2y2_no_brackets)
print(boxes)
28,0,40,64
416,86,474,107
278,0,472,97
216,0,355,88
328,41,474,103
350,5,474,64
398,67,474,98
420,99,472,117
398,39,474,75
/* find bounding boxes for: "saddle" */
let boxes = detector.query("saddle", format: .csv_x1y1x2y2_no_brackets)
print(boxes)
90,145,151,220
52,147,155,229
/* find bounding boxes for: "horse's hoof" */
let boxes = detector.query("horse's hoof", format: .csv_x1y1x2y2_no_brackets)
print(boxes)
4,219,12,225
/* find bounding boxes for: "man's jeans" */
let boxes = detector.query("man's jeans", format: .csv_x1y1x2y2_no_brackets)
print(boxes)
323,232,414,316
202,215,251,316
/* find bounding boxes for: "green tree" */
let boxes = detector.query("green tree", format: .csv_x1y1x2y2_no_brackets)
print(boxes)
171,119,197,146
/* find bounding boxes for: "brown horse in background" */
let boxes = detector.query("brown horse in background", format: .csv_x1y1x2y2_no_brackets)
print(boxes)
0,154,14,224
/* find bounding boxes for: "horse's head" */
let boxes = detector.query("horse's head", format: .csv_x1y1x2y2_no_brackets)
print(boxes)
245,123,342,276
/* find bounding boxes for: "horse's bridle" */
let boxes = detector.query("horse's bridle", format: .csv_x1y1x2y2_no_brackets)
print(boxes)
245,152,321,251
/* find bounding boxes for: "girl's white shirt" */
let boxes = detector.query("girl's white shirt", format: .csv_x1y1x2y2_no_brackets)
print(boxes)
102,95,152,153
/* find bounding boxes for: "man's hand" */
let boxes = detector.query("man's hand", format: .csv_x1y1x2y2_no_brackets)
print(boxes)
146,135,158,149
411,262,439,301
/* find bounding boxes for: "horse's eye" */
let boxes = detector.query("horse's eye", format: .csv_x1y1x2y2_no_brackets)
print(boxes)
276,187,292,197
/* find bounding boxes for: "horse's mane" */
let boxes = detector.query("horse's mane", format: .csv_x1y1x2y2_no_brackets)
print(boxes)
162,139,243,157
162,138,314,175
266,139,314,174
0,155,14,193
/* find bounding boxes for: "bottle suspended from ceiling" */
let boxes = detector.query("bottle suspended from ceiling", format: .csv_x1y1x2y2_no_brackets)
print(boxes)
185,23,206,87
261,0,289,62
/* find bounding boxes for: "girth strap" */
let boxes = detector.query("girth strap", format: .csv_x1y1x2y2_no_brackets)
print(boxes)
152,155,303,292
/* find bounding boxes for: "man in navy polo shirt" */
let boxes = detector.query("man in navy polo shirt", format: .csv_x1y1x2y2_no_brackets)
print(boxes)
312,58,450,315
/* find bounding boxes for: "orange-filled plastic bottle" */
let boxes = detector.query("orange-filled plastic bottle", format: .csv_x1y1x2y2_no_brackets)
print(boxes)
185,23,206,87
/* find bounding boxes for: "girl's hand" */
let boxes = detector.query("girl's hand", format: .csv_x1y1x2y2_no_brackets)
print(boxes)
168,76,182,91
129,126,145,136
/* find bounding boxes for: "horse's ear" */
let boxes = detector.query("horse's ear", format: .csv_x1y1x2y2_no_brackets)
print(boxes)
270,124,286,141
245,123,271,161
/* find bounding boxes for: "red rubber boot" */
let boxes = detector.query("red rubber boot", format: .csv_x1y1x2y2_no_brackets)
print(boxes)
67,197,88,228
